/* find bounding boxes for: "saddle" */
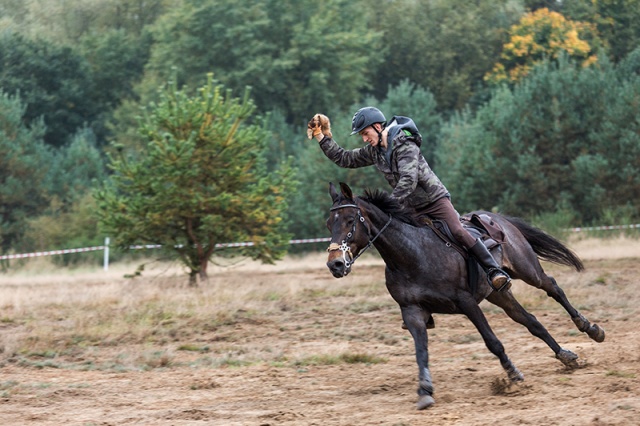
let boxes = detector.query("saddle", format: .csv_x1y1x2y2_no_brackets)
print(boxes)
422,212,506,257
421,212,506,297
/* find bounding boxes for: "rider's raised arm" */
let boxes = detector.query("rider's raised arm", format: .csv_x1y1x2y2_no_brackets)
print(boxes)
307,113,375,169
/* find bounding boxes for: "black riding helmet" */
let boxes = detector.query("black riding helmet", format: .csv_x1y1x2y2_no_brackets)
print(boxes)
350,107,386,135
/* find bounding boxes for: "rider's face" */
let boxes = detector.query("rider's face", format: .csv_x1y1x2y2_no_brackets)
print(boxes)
359,124,382,147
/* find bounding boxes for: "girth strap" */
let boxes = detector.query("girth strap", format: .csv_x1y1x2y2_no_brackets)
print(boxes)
422,216,468,258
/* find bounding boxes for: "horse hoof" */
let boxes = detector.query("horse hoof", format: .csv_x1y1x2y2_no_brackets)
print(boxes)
416,394,435,410
588,324,605,343
556,349,579,368
506,365,524,382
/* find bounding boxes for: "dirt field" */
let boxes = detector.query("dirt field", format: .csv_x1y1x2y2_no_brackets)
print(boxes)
1,237,639,425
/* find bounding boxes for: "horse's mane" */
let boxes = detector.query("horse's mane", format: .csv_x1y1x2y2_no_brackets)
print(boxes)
360,188,421,226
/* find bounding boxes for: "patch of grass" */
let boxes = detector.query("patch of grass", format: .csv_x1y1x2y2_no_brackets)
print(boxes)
614,404,634,411
12,354,64,369
447,333,481,344
189,379,219,390
26,350,57,359
264,291,282,301
592,274,608,285
374,332,399,346
33,382,54,389
294,354,341,366
68,383,92,389
216,357,253,368
177,344,210,353
0,380,19,390
294,352,387,366
0,380,19,398
326,289,351,297
123,303,176,327
139,350,173,369
340,352,386,364
606,370,636,379
348,301,391,313
32,360,62,369
301,288,331,299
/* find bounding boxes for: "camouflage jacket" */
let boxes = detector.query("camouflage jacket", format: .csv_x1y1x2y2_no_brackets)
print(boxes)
318,116,449,210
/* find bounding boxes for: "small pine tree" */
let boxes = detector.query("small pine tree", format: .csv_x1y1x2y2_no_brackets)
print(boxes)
95,74,296,284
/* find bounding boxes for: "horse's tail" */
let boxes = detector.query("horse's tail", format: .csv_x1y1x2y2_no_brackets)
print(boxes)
503,216,584,272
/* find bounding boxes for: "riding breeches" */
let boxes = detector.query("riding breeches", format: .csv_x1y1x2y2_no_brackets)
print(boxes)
416,197,477,249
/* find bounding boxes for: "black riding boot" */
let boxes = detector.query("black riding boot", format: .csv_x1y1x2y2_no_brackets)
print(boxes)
469,238,512,291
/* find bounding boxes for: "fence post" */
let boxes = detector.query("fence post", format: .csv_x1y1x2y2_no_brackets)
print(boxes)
104,237,110,271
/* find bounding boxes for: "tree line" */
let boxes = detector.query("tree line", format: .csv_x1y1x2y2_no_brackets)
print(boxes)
1,0,639,272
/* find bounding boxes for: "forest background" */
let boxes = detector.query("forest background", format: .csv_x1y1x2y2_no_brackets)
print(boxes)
1,0,639,266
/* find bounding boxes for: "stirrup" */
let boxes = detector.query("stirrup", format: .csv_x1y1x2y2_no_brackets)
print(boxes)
488,268,512,292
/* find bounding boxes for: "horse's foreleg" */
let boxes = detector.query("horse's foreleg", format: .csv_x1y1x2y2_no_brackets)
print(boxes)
400,305,435,410
457,296,524,382
486,291,580,369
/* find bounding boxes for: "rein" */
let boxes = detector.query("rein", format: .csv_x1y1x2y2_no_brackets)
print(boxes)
327,203,393,269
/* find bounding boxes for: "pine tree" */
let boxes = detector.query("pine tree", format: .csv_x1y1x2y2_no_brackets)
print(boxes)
96,74,296,284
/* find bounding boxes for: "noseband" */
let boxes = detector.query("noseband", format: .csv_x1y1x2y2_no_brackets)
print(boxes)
327,203,393,269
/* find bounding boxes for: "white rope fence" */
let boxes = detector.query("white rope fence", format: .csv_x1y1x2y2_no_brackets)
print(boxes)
0,246,107,260
1,224,638,270
0,237,332,271
127,237,331,250
566,224,640,232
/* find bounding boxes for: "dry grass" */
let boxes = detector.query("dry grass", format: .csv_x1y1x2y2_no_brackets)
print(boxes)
0,252,393,369
1,236,638,371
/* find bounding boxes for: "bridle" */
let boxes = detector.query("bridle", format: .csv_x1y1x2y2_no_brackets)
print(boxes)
327,202,393,270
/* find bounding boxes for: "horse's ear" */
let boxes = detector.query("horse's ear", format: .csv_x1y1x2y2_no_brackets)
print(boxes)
339,182,353,200
329,182,339,203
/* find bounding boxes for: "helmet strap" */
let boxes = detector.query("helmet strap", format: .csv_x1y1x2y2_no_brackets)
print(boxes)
374,123,384,147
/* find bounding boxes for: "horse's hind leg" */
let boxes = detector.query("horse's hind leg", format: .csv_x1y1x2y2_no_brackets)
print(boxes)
457,296,524,383
507,244,605,343
517,268,605,343
486,291,579,368
545,276,605,342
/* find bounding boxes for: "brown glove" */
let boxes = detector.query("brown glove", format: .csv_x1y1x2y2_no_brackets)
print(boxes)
307,114,332,140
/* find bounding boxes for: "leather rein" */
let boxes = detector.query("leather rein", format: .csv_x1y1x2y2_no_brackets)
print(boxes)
327,203,393,269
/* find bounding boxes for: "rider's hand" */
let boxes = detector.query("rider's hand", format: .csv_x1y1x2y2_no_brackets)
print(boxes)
307,114,332,140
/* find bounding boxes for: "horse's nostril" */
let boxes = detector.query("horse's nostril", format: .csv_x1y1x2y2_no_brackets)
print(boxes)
327,259,345,275
327,260,344,271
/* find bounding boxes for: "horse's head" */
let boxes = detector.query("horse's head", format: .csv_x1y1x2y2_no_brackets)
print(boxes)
325,182,372,278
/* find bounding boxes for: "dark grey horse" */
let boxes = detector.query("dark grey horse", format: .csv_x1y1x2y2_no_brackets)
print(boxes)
325,182,605,410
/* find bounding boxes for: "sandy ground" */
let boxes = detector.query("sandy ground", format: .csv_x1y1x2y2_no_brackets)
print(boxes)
1,237,639,425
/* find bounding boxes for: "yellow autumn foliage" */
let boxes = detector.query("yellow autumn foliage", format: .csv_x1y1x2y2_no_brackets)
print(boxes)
486,8,601,84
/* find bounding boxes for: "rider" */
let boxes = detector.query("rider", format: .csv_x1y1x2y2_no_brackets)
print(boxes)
307,107,511,292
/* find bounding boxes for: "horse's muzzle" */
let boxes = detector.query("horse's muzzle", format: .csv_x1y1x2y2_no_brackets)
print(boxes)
326,258,351,278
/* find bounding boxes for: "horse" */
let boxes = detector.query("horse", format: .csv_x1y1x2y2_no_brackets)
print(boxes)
325,182,605,410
